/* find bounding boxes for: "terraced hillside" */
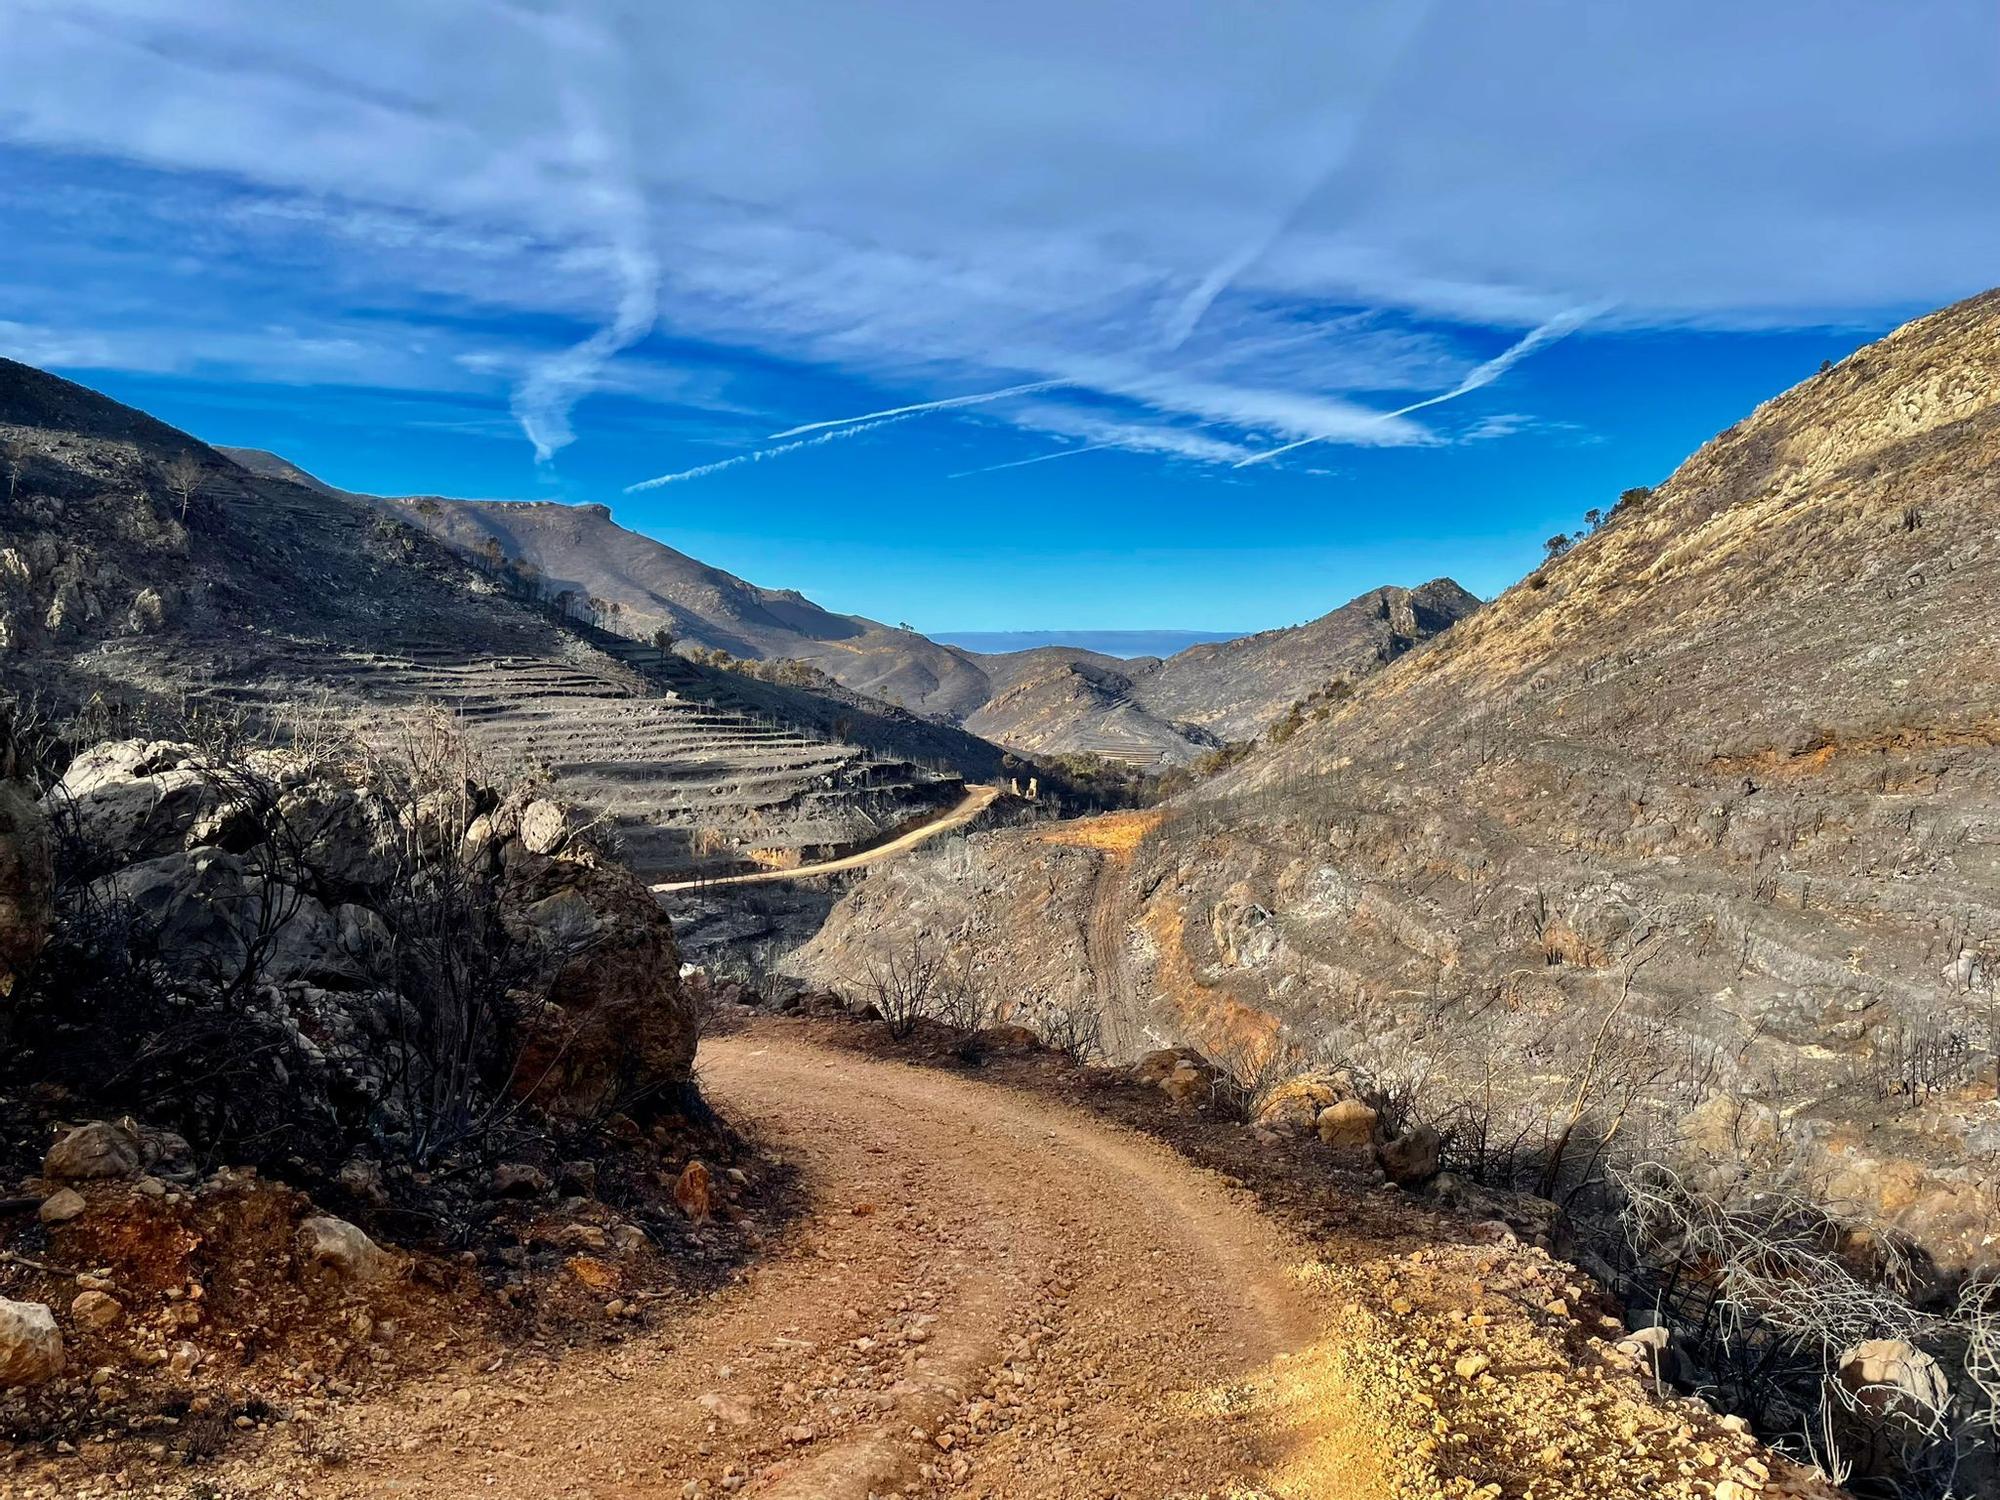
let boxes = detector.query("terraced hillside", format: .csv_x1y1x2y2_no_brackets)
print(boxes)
212,460,997,722
0,361,972,878
199,638,965,878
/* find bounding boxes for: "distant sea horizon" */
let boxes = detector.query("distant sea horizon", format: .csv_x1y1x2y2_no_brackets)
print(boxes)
932,628,1247,659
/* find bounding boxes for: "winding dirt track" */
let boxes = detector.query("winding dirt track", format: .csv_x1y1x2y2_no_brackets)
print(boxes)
1035,811,1163,1059
1084,857,1148,1059
253,1024,1390,1499
651,785,999,894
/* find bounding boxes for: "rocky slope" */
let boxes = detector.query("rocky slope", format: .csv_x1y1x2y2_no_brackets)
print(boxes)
795,288,2000,1268
0,363,977,878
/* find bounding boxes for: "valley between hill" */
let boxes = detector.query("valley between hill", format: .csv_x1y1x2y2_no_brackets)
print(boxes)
7,291,2000,1499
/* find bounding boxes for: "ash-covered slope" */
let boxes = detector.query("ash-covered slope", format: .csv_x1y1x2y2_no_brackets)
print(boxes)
797,289,2000,1264
3,364,975,877
1230,299,2000,788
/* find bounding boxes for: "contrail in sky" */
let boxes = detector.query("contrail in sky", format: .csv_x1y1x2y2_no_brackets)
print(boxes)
1232,305,1603,469
768,378,1068,439
629,376,1070,490
625,414,904,491
946,442,1123,480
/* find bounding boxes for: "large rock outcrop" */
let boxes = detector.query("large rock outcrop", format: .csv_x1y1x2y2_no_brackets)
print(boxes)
22,737,700,1169
474,789,699,1118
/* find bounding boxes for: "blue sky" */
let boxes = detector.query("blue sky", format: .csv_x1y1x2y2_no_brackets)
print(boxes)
3,4,1997,632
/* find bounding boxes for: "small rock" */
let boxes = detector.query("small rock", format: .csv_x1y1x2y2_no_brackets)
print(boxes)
337,1158,390,1210
69,1291,124,1331
1316,1099,1379,1151
42,1121,141,1181
1160,1061,1209,1104
567,1255,620,1292
1376,1125,1442,1185
37,1188,87,1224
0,1300,64,1388
1834,1337,1952,1478
1454,1353,1491,1381
296,1215,396,1283
491,1163,551,1198
675,1160,714,1221
168,1341,201,1377
518,799,569,855
1614,1324,1682,1394
697,1391,752,1426
1132,1047,1207,1087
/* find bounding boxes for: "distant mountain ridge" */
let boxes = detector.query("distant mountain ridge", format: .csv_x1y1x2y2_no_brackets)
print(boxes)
959,578,1479,761
933,629,1246,658
215,459,1480,765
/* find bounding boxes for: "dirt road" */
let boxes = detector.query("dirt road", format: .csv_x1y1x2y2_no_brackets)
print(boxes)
188,1021,1831,1500
651,785,1000,894
218,1023,1390,1499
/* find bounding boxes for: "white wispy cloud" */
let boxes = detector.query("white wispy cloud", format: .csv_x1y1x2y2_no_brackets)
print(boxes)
503,58,659,462
3,0,1995,485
